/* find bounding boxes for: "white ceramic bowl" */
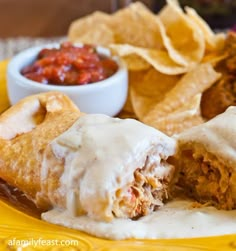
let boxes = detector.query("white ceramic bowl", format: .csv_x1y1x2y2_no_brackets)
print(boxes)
7,43,128,116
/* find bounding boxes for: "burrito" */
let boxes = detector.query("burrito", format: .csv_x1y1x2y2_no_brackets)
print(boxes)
0,92,176,222
0,91,81,210
175,106,236,210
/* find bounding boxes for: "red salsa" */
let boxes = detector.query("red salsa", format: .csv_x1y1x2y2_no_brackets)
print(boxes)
21,42,118,86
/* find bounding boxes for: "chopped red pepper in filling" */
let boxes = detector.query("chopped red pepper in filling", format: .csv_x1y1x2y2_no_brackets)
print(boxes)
21,42,118,86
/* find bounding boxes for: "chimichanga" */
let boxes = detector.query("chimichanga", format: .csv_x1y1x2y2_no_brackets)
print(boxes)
175,106,236,210
0,92,176,222
0,91,81,210
40,114,176,222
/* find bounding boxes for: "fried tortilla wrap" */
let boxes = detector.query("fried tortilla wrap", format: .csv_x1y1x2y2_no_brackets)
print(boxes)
174,106,236,209
0,92,81,210
0,93,176,222
40,114,176,222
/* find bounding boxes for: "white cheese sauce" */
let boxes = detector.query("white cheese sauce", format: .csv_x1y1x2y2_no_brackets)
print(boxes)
42,198,236,240
43,114,176,221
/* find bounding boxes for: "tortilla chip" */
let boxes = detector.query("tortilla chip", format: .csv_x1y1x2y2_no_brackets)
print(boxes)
144,63,221,123
110,2,163,49
117,110,138,119
152,113,204,136
158,0,205,66
122,79,135,115
202,52,227,65
130,68,179,119
68,11,114,45
110,44,191,75
71,24,115,46
66,1,225,136
171,93,202,116
122,54,151,71
118,71,137,120
185,6,226,51
143,94,204,135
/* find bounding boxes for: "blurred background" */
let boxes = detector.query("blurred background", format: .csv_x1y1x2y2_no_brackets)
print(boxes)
0,0,235,37
0,0,235,59
0,0,152,38
154,0,236,30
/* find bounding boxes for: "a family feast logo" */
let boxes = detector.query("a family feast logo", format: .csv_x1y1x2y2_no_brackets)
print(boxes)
7,237,79,248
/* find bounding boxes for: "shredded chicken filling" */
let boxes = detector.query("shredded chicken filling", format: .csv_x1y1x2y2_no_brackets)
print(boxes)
177,148,236,210
112,155,173,219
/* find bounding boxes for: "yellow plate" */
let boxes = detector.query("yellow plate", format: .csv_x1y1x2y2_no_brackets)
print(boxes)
0,60,236,251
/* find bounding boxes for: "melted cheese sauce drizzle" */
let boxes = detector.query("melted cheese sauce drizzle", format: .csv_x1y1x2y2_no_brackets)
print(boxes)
42,198,236,240
43,114,175,221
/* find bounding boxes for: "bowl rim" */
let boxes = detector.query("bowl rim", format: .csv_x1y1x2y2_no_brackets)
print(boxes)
7,42,127,93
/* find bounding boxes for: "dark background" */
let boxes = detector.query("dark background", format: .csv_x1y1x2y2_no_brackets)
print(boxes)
154,0,236,30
